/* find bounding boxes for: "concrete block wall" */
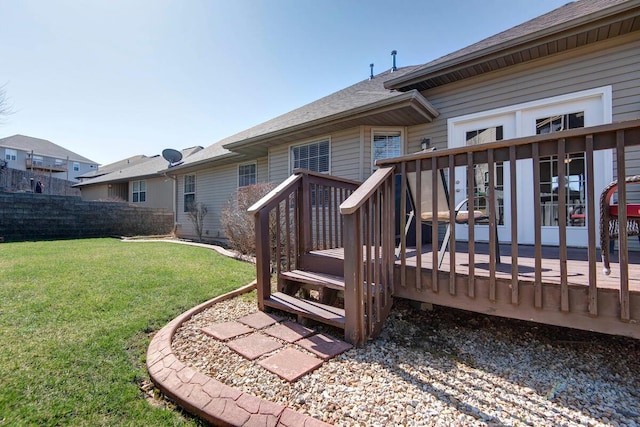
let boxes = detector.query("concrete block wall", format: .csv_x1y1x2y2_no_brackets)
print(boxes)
0,193,174,242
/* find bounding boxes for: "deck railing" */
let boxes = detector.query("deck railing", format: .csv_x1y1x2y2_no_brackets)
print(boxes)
340,167,397,346
248,169,359,308
341,119,640,339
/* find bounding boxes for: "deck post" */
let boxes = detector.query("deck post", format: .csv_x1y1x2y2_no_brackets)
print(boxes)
343,212,365,346
254,211,271,310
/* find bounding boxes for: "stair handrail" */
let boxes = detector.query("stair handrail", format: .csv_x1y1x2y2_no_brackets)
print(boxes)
340,166,396,346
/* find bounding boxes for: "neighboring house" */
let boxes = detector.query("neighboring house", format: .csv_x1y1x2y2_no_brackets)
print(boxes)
76,155,148,182
165,0,639,247
74,146,203,212
0,134,98,183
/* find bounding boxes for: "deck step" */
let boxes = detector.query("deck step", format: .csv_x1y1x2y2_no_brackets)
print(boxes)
279,270,345,291
264,292,345,329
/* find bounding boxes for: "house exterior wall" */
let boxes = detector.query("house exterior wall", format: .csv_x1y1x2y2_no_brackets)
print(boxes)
175,156,269,241
174,31,640,244
79,185,109,201
129,177,173,210
408,32,640,162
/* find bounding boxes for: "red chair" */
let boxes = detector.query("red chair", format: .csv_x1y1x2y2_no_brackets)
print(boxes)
600,175,640,275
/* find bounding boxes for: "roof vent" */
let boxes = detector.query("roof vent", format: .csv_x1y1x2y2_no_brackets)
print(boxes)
369,63,374,80
391,50,397,72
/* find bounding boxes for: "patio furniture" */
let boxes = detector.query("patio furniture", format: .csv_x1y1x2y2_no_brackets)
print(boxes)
398,166,500,268
600,175,640,275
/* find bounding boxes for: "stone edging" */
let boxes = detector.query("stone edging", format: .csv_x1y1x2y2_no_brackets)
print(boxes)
146,281,332,426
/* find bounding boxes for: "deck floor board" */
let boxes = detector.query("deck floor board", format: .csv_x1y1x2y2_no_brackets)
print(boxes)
312,243,640,293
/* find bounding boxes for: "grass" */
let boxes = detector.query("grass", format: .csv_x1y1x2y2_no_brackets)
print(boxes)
0,238,256,426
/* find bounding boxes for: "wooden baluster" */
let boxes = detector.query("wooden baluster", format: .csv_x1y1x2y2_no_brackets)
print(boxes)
285,196,291,271
275,202,282,279
558,139,569,313
617,130,630,321
488,148,497,302
510,145,519,305
449,154,456,295
585,135,598,316
400,161,407,288
533,143,543,309
415,159,422,291
431,157,439,293
467,151,475,298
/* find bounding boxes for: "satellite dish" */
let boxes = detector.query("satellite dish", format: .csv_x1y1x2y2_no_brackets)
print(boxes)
162,148,183,168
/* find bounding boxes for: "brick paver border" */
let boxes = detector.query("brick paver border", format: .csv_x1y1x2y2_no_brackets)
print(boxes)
146,280,332,427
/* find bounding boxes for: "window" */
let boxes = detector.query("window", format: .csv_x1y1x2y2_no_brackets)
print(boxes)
536,112,585,227
466,127,505,226
32,155,44,166
55,159,64,166
290,139,329,173
184,174,196,211
238,163,257,187
132,180,146,203
5,149,16,161
372,130,402,167
73,162,80,171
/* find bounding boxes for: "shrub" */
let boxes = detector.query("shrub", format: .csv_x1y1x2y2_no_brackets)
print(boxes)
221,183,276,256
186,202,208,242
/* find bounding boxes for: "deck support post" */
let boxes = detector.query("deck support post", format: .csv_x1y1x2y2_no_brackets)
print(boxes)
255,211,271,310
343,212,365,347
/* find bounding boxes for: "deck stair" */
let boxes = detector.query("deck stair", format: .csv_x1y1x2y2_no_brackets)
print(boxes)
265,269,347,329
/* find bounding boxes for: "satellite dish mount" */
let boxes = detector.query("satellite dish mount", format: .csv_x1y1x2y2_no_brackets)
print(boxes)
162,148,183,168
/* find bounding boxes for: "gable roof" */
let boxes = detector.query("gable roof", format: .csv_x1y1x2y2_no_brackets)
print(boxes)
0,134,97,164
213,66,439,157
385,0,640,91
74,146,203,187
76,155,149,179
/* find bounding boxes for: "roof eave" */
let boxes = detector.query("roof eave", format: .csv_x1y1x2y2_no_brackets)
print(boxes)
385,1,640,90
222,91,439,153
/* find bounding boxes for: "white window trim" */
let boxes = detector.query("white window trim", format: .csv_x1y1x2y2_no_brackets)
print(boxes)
447,86,612,139
288,137,331,175
5,149,17,161
238,161,257,187
371,127,405,170
132,179,146,203
183,173,197,212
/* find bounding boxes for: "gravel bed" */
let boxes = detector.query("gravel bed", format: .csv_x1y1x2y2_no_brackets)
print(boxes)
172,293,640,426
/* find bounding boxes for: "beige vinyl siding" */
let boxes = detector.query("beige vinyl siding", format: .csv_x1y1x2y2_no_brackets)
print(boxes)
329,128,361,182
256,156,268,184
268,128,364,184
268,144,289,184
79,185,109,201
411,32,640,154
129,177,173,211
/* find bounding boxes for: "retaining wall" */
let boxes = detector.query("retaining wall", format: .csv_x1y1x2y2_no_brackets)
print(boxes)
0,192,174,242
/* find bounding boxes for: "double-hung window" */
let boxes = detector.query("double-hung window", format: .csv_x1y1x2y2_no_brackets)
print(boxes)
238,163,257,187
5,149,16,161
184,174,196,212
372,130,403,168
290,139,329,174
132,180,146,203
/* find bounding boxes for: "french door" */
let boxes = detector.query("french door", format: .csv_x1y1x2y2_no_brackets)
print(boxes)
449,87,612,247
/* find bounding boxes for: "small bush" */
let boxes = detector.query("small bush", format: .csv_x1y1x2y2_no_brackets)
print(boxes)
221,183,276,256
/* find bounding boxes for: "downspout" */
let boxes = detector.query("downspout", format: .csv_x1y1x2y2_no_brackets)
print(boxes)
164,172,179,236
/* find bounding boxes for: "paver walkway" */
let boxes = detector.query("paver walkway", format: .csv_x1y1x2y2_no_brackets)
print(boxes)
147,282,349,426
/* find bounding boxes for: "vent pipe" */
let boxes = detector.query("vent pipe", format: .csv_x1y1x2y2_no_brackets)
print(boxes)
391,50,397,72
369,63,374,80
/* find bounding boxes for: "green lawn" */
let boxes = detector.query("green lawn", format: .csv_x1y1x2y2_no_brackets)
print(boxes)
0,238,256,426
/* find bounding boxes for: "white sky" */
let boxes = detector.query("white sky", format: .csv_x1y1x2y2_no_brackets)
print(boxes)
0,0,570,165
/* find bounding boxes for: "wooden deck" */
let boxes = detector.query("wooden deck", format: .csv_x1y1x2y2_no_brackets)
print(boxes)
312,243,640,293
312,243,640,340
